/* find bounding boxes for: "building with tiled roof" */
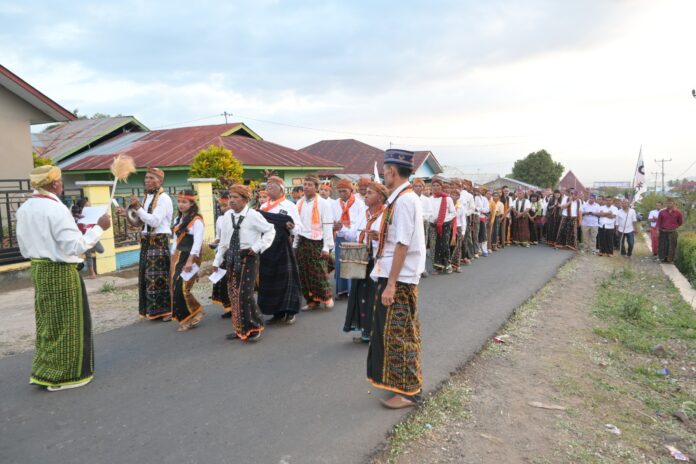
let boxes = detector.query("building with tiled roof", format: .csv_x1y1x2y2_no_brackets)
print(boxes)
301,139,443,180
59,123,342,190
0,64,75,181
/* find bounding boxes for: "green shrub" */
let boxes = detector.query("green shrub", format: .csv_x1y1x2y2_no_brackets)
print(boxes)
675,231,696,286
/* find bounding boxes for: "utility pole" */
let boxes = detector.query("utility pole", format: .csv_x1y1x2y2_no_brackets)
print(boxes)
221,111,232,124
650,171,659,192
654,158,672,193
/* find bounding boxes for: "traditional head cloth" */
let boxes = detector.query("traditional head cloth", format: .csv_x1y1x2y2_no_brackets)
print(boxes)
266,176,285,188
431,177,445,186
217,191,230,204
176,190,198,202
146,167,165,181
229,184,251,201
303,176,320,186
412,178,425,187
30,165,62,189
336,179,354,191
258,189,268,196
367,181,389,201
320,182,333,191
357,177,371,187
384,149,414,168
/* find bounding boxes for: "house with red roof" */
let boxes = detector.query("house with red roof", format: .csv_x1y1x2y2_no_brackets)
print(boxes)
0,64,76,182
58,123,343,190
301,139,443,181
558,170,588,193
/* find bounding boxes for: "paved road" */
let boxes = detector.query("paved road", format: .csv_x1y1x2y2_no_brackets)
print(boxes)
0,246,571,464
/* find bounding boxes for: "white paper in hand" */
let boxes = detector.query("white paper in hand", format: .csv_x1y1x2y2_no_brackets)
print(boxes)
77,206,107,225
208,268,227,284
180,263,199,282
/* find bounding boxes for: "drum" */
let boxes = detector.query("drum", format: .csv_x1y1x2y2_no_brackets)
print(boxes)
339,242,369,279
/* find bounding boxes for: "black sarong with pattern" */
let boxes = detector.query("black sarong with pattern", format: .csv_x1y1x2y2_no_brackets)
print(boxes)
344,256,376,336
227,250,264,340
431,220,453,270
138,234,171,319
258,211,302,316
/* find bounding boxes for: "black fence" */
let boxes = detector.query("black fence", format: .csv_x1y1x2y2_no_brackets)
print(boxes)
0,179,83,265
111,186,184,247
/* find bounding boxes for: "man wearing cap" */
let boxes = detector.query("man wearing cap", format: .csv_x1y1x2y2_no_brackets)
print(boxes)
258,176,303,325
17,165,112,391
294,176,336,310
332,179,366,298
214,184,275,342
125,167,174,321
368,149,426,409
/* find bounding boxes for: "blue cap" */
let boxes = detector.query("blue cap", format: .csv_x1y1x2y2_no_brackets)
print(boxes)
384,149,414,168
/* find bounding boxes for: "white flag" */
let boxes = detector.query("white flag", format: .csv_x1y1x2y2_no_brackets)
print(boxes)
632,146,646,204
374,161,381,184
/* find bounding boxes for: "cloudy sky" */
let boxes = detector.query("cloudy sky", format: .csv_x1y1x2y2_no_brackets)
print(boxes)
2,0,695,184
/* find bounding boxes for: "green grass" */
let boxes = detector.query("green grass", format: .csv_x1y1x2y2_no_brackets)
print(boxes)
99,281,117,293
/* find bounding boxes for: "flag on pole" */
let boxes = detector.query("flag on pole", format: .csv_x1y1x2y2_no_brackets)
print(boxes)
632,146,646,204
373,161,381,184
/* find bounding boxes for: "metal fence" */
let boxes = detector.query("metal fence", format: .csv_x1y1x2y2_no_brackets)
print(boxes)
0,180,83,265
111,186,184,247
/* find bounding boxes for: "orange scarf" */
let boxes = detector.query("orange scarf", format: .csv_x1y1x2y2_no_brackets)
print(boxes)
359,205,386,247
261,195,286,212
340,194,355,227
298,196,322,239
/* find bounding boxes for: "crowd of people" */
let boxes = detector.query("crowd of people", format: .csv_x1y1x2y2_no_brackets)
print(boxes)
15,157,685,409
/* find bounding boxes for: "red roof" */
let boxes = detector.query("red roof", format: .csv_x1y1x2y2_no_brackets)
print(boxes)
0,65,76,123
558,170,587,192
302,139,439,176
62,124,342,171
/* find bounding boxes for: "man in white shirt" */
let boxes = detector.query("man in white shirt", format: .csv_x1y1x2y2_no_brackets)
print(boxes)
332,179,366,298
212,192,233,318
460,183,476,261
615,199,638,258
294,176,336,310
17,165,111,392
580,194,601,254
648,201,662,257
214,184,275,342
429,178,456,273
122,167,174,321
413,178,431,277
555,189,582,250
259,176,304,325
597,196,618,256
367,149,425,410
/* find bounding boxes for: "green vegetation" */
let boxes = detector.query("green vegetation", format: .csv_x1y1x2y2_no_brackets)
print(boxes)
675,231,696,286
189,145,244,189
509,149,564,188
99,281,117,293
32,152,53,168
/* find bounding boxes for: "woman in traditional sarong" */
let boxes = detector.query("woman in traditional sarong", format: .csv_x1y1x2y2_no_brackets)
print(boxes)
488,191,503,252
342,182,387,343
545,189,563,246
449,189,464,272
429,178,456,273
170,190,205,332
212,192,232,317
17,165,111,391
214,185,275,342
528,193,544,245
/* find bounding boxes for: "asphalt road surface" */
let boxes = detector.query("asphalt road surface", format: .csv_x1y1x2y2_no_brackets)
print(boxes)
0,246,571,464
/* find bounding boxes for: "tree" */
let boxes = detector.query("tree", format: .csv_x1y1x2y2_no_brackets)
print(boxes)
32,152,54,167
508,150,564,189
189,145,244,189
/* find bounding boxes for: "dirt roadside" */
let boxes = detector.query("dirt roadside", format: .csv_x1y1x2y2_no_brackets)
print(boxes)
374,239,696,464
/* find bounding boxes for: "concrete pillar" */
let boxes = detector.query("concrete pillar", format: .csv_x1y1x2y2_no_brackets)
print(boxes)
75,181,117,274
188,178,216,242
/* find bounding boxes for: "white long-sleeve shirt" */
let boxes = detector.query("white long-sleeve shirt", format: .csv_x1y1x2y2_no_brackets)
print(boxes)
294,196,335,252
455,201,467,233
461,190,476,216
172,217,205,257
261,198,303,236
429,195,456,223
213,206,275,268
419,194,432,222
510,198,530,214
332,195,366,239
17,191,104,263
342,209,384,257
136,191,173,235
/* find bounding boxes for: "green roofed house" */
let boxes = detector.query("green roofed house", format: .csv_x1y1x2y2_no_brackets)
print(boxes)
57,122,343,190
33,116,149,164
